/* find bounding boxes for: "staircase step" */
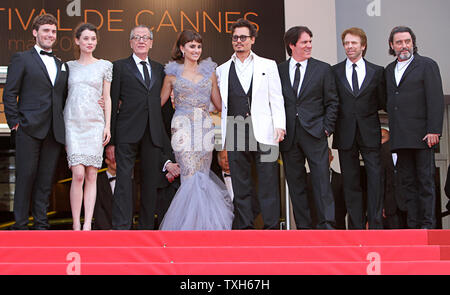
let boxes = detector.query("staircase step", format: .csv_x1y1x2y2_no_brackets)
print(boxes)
0,245,441,263
428,230,450,245
2,261,450,275
0,230,431,247
1,230,449,275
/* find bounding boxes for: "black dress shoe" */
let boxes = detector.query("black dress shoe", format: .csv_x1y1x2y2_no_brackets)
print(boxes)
32,225,50,230
10,224,29,230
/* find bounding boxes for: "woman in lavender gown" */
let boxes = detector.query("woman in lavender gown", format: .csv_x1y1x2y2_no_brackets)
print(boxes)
159,30,233,230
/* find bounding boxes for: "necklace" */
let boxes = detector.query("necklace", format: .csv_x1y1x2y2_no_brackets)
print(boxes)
396,58,413,72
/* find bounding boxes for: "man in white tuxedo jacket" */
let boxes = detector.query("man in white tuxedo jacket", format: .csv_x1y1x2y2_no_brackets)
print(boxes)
216,18,286,229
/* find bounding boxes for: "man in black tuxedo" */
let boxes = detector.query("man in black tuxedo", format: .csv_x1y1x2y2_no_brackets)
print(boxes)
380,128,407,229
385,26,444,229
107,25,179,230
278,26,339,229
155,100,180,228
214,150,234,199
93,155,116,230
332,27,386,229
3,14,68,230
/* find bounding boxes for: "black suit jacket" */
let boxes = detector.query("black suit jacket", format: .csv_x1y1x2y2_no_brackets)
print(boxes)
385,54,444,151
110,55,166,147
278,58,339,151
3,47,68,144
332,59,386,150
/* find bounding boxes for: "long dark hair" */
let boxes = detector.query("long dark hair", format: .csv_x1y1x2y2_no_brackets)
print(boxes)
388,26,418,56
172,30,202,63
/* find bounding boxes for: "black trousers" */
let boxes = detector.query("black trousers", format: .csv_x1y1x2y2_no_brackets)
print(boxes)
383,208,407,229
113,127,160,230
397,148,436,229
13,127,62,230
338,127,383,229
226,117,280,229
282,120,335,229
93,172,113,230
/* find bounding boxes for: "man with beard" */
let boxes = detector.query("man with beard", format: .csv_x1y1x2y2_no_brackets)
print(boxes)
216,18,286,229
385,26,444,229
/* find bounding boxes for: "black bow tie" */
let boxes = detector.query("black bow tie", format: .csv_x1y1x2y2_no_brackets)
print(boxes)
40,50,54,57
109,176,116,182
223,173,231,178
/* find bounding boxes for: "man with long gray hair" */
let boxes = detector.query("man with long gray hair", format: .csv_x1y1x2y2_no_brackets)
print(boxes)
385,26,444,229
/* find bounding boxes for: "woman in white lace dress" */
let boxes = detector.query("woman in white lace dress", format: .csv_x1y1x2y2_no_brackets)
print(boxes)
64,23,112,230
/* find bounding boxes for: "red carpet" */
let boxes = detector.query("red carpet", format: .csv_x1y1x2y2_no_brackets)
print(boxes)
0,230,449,275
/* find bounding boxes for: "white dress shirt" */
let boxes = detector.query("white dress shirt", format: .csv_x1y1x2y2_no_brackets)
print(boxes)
289,57,308,96
395,55,414,86
392,153,398,167
34,44,57,85
106,170,116,193
345,57,366,91
231,51,255,93
222,171,234,201
132,53,152,81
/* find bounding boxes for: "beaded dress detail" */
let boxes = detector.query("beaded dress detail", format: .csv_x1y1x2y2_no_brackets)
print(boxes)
159,58,234,230
64,59,112,168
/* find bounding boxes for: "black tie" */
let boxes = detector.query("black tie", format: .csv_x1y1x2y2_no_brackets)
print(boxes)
140,61,150,87
109,176,116,182
223,173,231,178
352,63,359,96
292,63,301,97
40,50,54,57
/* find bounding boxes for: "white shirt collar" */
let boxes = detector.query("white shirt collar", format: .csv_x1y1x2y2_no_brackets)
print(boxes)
396,55,414,69
346,57,365,69
289,57,308,70
106,171,115,179
34,44,52,55
132,53,149,65
232,51,255,63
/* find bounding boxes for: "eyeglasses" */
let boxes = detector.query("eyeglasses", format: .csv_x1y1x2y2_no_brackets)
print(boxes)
232,35,252,42
131,35,152,41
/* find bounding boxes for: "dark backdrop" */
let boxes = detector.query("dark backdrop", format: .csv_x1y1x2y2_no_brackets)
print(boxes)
0,0,286,65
